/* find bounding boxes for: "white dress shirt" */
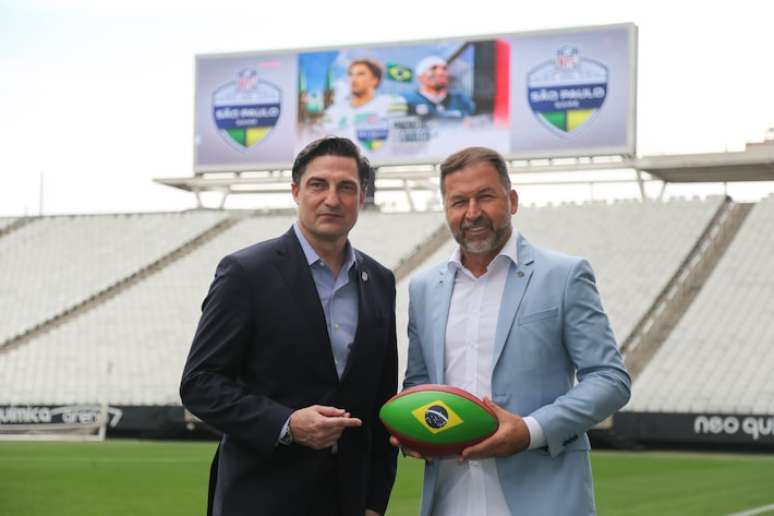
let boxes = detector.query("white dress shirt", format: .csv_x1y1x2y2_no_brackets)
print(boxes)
432,231,545,516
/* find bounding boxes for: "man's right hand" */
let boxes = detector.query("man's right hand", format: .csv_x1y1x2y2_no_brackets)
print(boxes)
289,405,362,449
389,435,432,462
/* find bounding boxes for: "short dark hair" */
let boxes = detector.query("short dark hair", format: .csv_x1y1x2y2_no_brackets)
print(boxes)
439,146,511,194
349,59,383,87
291,137,372,189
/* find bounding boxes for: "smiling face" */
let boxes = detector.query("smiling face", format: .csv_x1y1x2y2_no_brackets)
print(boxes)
443,160,518,258
291,154,365,246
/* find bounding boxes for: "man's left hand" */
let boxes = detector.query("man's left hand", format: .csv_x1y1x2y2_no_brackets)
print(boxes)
458,397,530,461
365,510,380,516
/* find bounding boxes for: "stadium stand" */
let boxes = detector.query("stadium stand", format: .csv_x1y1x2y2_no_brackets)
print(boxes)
0,198,755,442
0,213,296,405
394,197,726,366
619,198,752,379
395,237,455,380
512,197,726,344
350,211,446,271
0,210,445,406
625,194,774,415
0,216,35,239
0,217,19,232
0,211,228,345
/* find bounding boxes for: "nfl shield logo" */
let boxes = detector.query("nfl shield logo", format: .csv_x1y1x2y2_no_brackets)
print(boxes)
527,46,608,135
212,69,282,149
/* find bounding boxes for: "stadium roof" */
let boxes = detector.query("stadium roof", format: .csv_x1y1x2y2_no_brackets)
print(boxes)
637,145,774,183
155,141,774,206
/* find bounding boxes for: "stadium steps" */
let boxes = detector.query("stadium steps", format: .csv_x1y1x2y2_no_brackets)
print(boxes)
392,221,451,282
0,216,38,239
0,215,241,355
621,197,754,380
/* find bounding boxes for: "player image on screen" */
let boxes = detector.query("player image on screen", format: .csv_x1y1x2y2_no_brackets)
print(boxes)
295,39,510,159
402,56,475,121
322,59,407,151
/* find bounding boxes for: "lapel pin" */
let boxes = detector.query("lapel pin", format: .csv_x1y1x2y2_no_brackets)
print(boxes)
361,271,368,282
517,270,525,277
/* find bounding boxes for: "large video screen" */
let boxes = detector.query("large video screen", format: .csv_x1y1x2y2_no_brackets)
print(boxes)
194,24,636,172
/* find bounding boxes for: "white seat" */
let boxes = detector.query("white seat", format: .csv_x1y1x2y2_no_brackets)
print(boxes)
627,195,774,415
0,211,228,343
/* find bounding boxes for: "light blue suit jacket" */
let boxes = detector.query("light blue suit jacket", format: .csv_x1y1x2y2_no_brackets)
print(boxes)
404,235,631,515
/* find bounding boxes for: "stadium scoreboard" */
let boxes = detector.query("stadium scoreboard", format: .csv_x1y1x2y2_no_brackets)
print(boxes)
194,23,637,172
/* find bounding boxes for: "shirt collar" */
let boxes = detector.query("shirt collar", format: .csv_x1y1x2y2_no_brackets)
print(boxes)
293,222,357,272
448,229,519,274
420,89,448,105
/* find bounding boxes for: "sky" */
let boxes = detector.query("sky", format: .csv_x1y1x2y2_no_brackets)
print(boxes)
1,0,772,216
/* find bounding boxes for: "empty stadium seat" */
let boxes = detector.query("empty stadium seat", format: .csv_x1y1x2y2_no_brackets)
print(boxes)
393,198,724,383
626,195,774,415
0,217,19,232
0,211,228,343
0,198,726,407
0,211,447,405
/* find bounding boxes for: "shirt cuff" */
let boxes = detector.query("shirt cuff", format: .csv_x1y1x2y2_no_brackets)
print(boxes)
277,417,292,446
524,416,546,450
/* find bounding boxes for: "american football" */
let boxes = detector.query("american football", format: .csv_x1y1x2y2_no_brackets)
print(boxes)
379,385,499,456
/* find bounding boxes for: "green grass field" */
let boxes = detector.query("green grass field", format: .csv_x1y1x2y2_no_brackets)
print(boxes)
1,441,773,516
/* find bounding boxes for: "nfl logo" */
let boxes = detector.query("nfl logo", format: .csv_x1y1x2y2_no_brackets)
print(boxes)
556,46,579,70
212,69,282,149
237,69,259,92
527,46,608,135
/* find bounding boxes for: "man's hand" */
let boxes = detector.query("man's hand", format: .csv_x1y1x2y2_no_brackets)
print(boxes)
364,510,380,516
289,405,362,449
388,435,432,462
459,397,530,462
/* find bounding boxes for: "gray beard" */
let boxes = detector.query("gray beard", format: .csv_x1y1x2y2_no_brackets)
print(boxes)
454,219,512,255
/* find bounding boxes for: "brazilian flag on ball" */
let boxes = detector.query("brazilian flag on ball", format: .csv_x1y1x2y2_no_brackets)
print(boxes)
380,388,496,445
412,400,464,435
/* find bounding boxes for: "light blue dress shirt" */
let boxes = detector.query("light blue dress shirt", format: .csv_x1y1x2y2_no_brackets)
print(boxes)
293,222,359,378
278,224,361,446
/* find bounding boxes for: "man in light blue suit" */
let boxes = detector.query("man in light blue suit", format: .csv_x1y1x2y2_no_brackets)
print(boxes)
398,146,631,515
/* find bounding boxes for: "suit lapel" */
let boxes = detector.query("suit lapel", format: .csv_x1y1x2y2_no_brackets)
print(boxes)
493,235,535,369
431,266,455,384
273,228,338,382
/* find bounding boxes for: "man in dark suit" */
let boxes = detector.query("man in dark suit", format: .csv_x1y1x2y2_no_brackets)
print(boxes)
180,137,398,516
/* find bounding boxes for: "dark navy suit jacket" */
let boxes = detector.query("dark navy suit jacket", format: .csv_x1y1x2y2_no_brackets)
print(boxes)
180,227,398,516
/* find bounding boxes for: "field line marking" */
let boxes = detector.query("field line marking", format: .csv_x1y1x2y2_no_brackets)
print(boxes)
726,503,774,516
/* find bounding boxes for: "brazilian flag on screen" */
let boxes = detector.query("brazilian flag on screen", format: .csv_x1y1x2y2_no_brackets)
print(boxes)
386,63,413,83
